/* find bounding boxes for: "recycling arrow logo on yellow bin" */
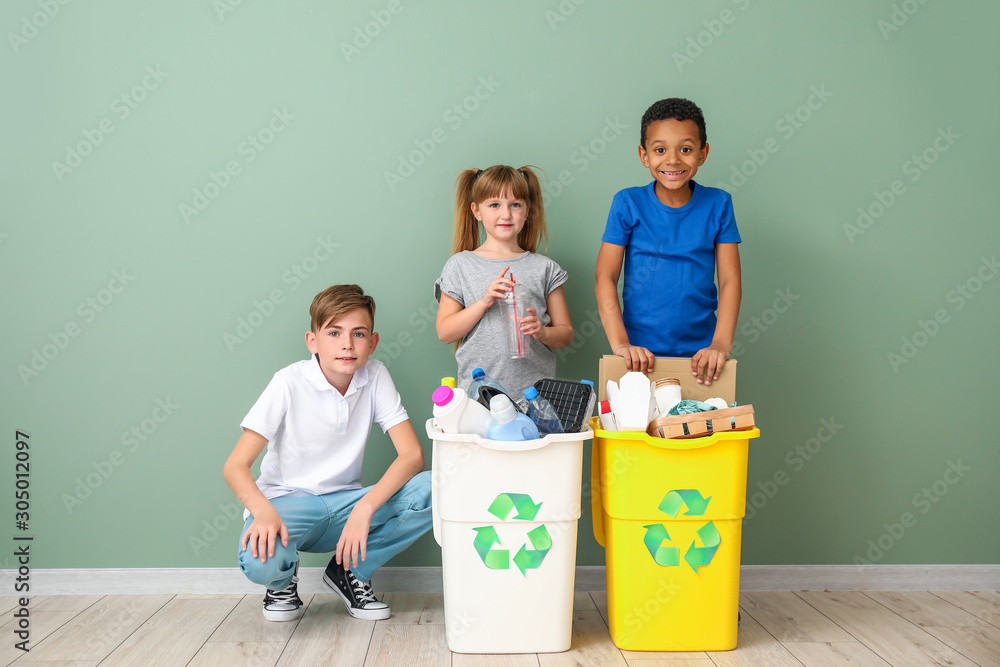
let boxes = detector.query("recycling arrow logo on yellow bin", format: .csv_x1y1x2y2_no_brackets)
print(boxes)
473,493,551,575
643,489,720,572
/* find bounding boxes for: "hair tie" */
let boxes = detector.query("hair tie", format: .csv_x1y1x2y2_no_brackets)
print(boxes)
518,169,528,182
475,169,483,177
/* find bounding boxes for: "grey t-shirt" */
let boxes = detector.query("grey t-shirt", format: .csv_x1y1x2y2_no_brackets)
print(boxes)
435,251,569,399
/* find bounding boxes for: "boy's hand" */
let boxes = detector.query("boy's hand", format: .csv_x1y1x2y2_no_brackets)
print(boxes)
337,502,375,571
691,344,730,386
241,506,288,564
614,344,655,374
478,266,513,310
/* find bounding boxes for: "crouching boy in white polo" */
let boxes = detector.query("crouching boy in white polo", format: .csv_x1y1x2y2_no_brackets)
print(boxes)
224,284,432,621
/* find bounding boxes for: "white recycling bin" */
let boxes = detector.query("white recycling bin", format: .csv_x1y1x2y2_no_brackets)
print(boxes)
427,419,593,654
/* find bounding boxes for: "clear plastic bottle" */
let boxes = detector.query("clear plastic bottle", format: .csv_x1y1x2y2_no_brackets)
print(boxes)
580,379,597,427
523,386,564,435
467,368,510,404
487,395,540,441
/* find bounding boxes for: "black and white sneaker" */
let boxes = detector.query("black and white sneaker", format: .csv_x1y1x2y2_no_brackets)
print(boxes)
323,559,390,620
263,562,303,622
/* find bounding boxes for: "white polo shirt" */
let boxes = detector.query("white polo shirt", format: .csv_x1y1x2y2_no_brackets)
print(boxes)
241,356,409,500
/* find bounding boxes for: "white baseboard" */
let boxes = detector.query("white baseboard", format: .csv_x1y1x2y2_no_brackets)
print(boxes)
3,565,998,596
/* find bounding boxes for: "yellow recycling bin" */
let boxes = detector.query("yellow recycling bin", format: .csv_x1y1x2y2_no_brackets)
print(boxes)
591,417,760,651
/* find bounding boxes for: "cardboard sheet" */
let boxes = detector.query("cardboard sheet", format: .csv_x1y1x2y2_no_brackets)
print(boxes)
597,356,737,405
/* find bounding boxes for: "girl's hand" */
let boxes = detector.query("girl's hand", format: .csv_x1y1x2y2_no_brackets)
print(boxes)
613,344,655,374
691,344,730,386
478,266,513,309
240,506,288,563
520,307,543,339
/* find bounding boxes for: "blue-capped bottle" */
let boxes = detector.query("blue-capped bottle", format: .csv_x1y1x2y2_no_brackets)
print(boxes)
523,386,564,435
467,367,510,405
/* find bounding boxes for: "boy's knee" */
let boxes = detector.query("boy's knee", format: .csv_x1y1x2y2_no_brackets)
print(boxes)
408,470,432,507
239,550,292,588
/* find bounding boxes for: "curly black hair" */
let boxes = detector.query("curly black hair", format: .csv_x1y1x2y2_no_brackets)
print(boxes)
640,98,707,148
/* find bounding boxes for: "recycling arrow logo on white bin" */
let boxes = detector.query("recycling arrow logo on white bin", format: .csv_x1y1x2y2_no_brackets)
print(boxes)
472,493,551,575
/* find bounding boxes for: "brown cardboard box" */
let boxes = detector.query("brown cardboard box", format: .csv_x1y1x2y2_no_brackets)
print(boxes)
597,355,737,405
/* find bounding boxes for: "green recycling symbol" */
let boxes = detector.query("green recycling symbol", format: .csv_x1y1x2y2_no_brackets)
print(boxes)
643,489,720,572
472,493,551,576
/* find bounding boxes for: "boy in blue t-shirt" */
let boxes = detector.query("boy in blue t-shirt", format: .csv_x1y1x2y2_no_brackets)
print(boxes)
595,98,742,386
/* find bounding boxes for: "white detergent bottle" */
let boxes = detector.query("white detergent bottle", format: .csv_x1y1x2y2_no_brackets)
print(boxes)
487,395,540,441
431,385,491,438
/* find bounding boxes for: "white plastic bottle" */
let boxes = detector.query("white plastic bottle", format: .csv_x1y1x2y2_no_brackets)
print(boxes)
488,395,540,441
431,385,491,438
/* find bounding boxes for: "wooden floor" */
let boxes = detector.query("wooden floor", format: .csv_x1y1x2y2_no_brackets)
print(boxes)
2,590,998,666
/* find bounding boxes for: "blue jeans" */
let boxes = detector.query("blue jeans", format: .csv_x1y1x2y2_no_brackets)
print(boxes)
239,471,432,589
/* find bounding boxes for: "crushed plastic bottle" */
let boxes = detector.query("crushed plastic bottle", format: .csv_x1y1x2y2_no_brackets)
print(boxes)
523,386,564,435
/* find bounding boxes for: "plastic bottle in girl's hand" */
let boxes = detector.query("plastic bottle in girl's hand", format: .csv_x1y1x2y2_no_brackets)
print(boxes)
523,386,564,435
431,385,491,438
488,395,540,441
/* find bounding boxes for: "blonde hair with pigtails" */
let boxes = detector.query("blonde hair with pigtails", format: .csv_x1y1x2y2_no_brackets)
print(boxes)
452,165,548,255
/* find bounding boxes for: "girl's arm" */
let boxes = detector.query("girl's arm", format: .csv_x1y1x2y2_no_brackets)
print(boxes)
436,266,513,344
521,285,573,349
595,241,655,372
691,243,742,385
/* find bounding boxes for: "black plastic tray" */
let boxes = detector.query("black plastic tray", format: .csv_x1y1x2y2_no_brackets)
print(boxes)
533,378,595,433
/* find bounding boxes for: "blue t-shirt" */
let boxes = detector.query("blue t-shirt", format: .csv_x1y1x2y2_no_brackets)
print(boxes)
602,180,741,356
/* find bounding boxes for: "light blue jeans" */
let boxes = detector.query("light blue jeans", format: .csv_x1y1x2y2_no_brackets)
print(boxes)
239,471,432,589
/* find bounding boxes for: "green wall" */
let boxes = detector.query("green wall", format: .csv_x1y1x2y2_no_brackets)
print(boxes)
3,1,998,571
